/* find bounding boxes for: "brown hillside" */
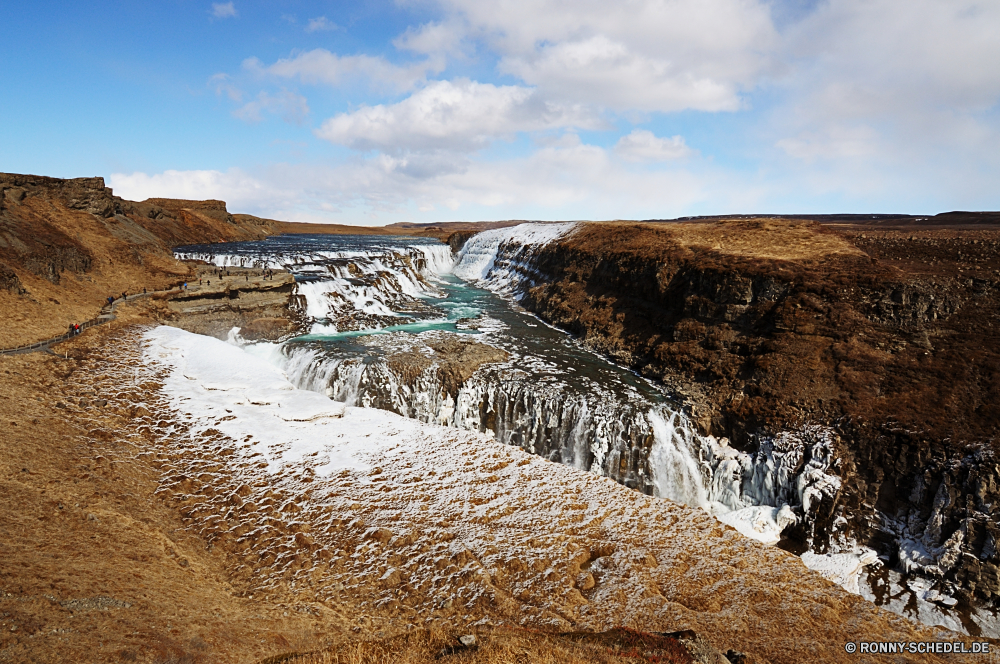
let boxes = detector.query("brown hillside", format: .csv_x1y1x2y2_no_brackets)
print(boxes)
0,173,278,348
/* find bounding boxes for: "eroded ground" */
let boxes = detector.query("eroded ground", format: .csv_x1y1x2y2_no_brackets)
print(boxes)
0,320,979,664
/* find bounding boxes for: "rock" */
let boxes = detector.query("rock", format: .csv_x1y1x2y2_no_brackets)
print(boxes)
512,219,1000,599
94,399,108,407
458,634,477,647
55,401,65,409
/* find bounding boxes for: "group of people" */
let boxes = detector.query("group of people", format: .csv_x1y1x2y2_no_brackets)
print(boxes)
67,323,81,336
199,268,277,283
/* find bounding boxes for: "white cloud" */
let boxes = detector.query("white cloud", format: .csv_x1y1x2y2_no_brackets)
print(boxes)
615,130,692,162
501,35,741,113
772,0,1000,165
110,169,285,213
305,16,337,33
245,49,440,94
233,90,310,125
314,79,603,152
786,0,1000,115
426,0,778,112
208,73,243,102
393,21,466,56
776,125,879,162
111,142,711,223
211,2,236,19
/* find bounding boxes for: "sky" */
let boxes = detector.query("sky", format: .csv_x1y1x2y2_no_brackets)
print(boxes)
2,0,999,225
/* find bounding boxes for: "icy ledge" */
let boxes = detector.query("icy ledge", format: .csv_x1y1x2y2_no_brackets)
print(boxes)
146,325,423,475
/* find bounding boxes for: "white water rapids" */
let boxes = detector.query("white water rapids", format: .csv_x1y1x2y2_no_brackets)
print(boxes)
177,226,842,547
171,225,1000,637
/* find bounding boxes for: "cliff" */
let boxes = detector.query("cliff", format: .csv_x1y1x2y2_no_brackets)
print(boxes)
516,219,1000,604
0,173,280,348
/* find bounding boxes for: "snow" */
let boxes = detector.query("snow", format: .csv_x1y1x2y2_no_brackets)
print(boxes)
114,325,958,648
802,550,878,595
146,325,419,475
716,505,794,546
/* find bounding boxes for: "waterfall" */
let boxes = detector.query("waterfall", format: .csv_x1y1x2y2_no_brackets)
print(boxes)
454,222,576,293
182,228,843,546
648,410,710,509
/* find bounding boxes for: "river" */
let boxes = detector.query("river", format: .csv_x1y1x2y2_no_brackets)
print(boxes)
175,224,997,637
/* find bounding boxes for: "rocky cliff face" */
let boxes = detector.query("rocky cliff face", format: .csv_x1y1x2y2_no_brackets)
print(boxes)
0,173,281,347
515,219,1000,605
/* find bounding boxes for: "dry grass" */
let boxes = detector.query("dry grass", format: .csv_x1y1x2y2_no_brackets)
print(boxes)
588,219,865,263
264,627,700,664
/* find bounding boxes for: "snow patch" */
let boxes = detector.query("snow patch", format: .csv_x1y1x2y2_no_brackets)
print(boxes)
145,326,426,475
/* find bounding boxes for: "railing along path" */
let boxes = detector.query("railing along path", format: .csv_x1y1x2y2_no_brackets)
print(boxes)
0,291,155,356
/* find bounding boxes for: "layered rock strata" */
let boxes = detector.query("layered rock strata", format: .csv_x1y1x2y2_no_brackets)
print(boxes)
497,219,1000,605
0,173,281,348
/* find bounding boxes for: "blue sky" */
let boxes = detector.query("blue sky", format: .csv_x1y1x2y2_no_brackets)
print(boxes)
2,0,999,224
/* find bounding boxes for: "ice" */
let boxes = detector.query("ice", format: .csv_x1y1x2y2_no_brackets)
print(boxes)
716,505,792,546
146,326,422,474
802,550,878,595
453,222,576,287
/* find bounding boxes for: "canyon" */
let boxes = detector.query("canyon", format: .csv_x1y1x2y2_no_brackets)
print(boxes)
1,172,997,663
510,220,1000,611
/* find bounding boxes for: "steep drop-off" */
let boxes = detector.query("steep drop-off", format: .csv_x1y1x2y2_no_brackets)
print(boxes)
512,220,1000,605
0,173,280,348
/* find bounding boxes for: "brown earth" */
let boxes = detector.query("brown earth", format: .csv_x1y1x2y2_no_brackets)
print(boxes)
0,173,280,349
518,218,1000,601
1,324,976,664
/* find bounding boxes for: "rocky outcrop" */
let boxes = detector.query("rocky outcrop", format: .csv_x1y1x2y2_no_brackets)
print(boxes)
0,174,278,279
158,268,300,341
508,219,1000,603
0,172,283,347
387,336,509,398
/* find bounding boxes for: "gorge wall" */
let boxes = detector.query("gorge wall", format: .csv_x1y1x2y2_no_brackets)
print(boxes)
495,219,1000,606
0,173,282,348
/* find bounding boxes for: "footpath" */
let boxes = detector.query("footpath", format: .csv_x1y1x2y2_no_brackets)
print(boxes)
0,267,284,356
0,291,155,356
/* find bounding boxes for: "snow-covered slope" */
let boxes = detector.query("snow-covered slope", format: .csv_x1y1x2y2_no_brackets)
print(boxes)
128,325,959,660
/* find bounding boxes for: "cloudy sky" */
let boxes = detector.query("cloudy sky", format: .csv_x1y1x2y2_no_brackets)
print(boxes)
3,0,999,224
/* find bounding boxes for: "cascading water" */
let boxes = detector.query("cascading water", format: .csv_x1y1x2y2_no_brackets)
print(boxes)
172,226,997,637
176,227,839,543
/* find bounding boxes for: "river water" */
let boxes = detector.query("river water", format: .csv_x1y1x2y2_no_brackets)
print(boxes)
174,226,997,637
